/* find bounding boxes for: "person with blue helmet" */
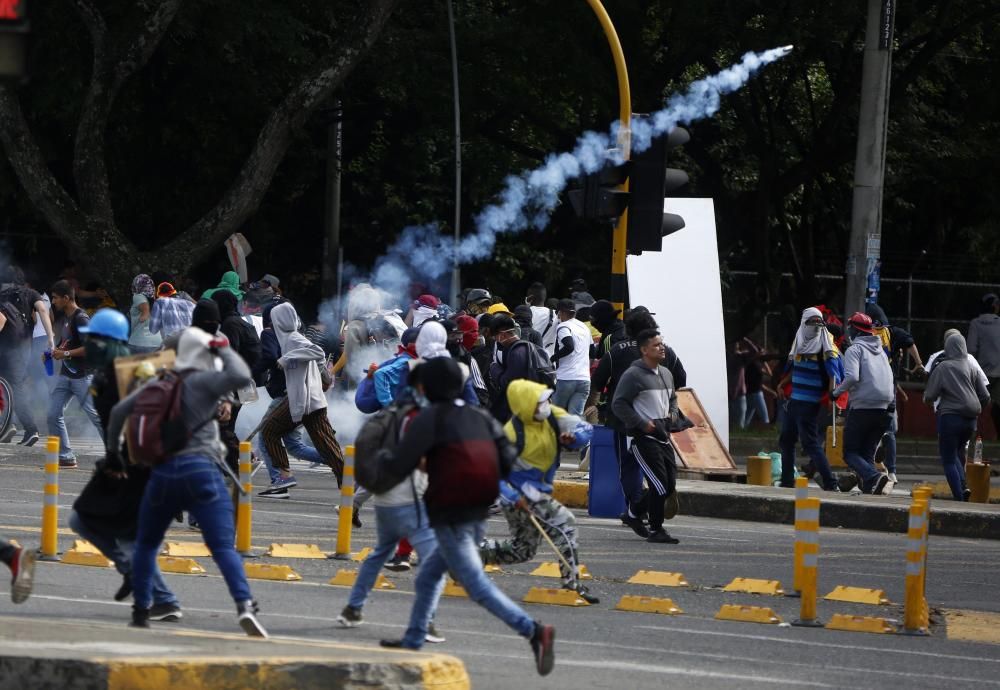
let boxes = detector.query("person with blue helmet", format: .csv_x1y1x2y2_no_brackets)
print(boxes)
479,379,599,604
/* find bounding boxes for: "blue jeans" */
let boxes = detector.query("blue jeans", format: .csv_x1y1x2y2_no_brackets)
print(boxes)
348,502,438,610
255,398,323,483
132,455,252,608
938,414,975,500
780,399,837,489
744,391,769,426
401,520,535,649
842,409,890,492
47,375,104,460
68,510,177,606
731,395,747,430
882,409,898,473
553,380,590,417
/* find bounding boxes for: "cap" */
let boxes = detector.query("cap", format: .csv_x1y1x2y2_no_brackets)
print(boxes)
847,312,875,334
260,274,280,288
590,300,621,323
628,305,655,317
156,282,177,298
556,298,577,313
414,294,441,309
487,302,512,315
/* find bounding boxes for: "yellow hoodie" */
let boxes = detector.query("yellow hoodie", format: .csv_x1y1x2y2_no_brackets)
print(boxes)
503,380,568,472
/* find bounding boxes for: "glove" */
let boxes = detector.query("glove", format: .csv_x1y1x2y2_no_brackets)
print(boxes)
208,334,230,352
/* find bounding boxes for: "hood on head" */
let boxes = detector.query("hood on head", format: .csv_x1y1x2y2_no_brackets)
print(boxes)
513,304,533,327
219,271,241,289
132,274,155,299
864,303,889,327
271,302,300,334
943,328,961,345
944,332,968,359
590,300,619,332
507,379,553,422
192,299,221,333
414,357,466,402
211,289,239,318
176,328,216,371
800,307,823,326
416,321,449,359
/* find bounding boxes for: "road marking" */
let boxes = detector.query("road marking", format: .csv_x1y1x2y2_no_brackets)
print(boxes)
1,640,183,655
556,659,835,687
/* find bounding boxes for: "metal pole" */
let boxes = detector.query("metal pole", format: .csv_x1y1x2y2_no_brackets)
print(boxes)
845,0,895,318
322,100,343,299
446,0,463,308
584,0,631,314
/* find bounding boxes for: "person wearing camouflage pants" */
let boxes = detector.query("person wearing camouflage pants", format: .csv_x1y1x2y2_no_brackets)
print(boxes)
480,496,581,586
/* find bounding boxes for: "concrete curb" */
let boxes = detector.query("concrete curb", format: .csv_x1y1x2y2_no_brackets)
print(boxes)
553,479,1000,540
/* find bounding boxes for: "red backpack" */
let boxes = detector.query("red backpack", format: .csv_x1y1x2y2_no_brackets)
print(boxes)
127,371,214,465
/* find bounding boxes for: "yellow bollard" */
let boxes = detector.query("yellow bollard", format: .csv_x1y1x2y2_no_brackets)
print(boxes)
40,436,60,561
746,456,771,486
236,441,253,556
965,463,991,503
792,497,822,627
792,477,809,594
332,445,356,559
902,500,929,635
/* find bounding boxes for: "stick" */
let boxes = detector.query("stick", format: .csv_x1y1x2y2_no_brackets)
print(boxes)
526,511,575,575
831,401,837,448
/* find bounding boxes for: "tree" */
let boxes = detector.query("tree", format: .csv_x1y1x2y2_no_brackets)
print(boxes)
0,0,398,300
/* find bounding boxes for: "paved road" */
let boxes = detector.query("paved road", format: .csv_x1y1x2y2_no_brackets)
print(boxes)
1,443,999,689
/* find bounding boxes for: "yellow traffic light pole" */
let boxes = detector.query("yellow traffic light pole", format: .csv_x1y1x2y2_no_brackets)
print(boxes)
584,0,631,314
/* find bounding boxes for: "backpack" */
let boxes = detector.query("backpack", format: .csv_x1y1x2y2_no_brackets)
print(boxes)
0,286,32,342
510,414,561,459
224,315,261,369
511,340,557,389
126,371,216,466
355,402,417,492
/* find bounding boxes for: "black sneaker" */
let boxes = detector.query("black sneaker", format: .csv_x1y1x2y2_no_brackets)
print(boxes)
425,622,446,643
130,605,150,629
384,554,411,572
10,547,35,604
114,574,133,602
380,638,418,650
647,529,680,544
148,603,183,622
663,492,680,520
962,488,972,501
336,605,363,628
257,487,290,499
18,432,39,447
869,474,890,496
799,462,816,479
237,600,268,638
621,514,650,539
352,510,362,528
564,583,599,604
529,622,555,676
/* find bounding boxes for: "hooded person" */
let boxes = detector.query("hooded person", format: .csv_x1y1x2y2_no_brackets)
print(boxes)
832,313,894,495
129,274,161,354
590,300,626,361
258,303,345,494
104,327,267,637
211,290,260,472
447,317,489,406
355,327,422,413
967,293,1000,440
414,321,481,406
775,307,845,490
924,332,991,501
479,380,598,603
513,305,544,348
201,271,245,302
161,299,220,352
408,294,441,329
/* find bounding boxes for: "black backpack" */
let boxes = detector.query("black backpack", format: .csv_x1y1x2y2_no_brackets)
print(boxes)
355,402,418,493
224,315,261,368
511,340,557,389
0,286,33,342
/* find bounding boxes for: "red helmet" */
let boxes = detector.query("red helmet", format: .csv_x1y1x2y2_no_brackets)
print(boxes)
847,312,875,334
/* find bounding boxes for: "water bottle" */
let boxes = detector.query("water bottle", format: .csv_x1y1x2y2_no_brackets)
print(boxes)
973,436,984,464
43,350,54,377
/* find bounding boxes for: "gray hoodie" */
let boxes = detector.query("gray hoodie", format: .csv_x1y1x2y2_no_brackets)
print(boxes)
832,335,894,409
923,333,990,418
612,360,677,440
968,313,1000,377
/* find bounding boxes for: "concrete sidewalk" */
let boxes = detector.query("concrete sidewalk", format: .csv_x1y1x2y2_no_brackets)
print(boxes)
554,475,1000,540
0,615,468,690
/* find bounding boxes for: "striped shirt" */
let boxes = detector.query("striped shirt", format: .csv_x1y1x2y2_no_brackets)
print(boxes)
790,354,829,403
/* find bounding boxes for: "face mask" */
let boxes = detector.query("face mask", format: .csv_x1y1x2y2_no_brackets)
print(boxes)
805,324,821,337
474,335,485,348
534,401,552,421
414,390,431,409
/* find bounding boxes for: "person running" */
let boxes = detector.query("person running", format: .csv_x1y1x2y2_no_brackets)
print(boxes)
832,313,894,495
480,379,598,603
924,331,990,501
776,307,845,490
46,280,105,468
550,299,592,417
612,329,682,544
0,537,35,603
105,328,267,636
68,308,180,619
371,357,556,676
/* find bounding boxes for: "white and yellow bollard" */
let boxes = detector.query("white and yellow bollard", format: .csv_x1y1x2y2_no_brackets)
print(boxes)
902,500,929,635
40,436,61,561
792,497,822,627
332,446,356,560
792,476,809,594
236,441,253,556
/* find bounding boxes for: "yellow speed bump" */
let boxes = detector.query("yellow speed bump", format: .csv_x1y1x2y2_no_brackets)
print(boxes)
826,614,895,634
162,541,211,557
530,562,592,579
157,556,206,574
715,604,782,624
245,563,302,581
616,595,683,615
484,564,503,573
70,540,103,554
723,577,784,596
327,569,395,590
61,549,113,568
443,579,468,598
266,543,327,559
627,570,689,587
824,586,890,606
523,587,591,607
350,547,372,562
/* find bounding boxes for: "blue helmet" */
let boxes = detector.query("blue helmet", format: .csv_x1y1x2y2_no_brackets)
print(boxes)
79,308,130,343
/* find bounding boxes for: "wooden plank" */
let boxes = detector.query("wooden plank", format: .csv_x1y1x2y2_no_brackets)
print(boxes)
113,350,175,399
672,388,736,471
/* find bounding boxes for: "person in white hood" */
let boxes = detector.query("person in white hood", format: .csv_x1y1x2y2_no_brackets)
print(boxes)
259,303,345,493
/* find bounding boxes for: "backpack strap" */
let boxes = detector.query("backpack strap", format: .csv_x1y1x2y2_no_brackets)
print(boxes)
540,309,555,338
547,414,561,465
512,416,526,456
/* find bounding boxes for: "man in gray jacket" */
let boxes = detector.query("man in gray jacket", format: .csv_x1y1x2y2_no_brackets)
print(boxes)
832,313,894,495
612,329,680,544
967,293,1000,438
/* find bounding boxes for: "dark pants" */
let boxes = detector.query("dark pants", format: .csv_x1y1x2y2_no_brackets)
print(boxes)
0,340,38,435
938,413,976,500
780,399,837,489
843,409,891,492
0,537,16,565
615,429,646,515
628,436,677,531
219,402,242,472
261,400,344,485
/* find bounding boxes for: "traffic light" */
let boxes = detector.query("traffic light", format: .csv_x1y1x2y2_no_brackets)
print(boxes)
0,0,28,82
626,125,690,254
567,154,630,222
